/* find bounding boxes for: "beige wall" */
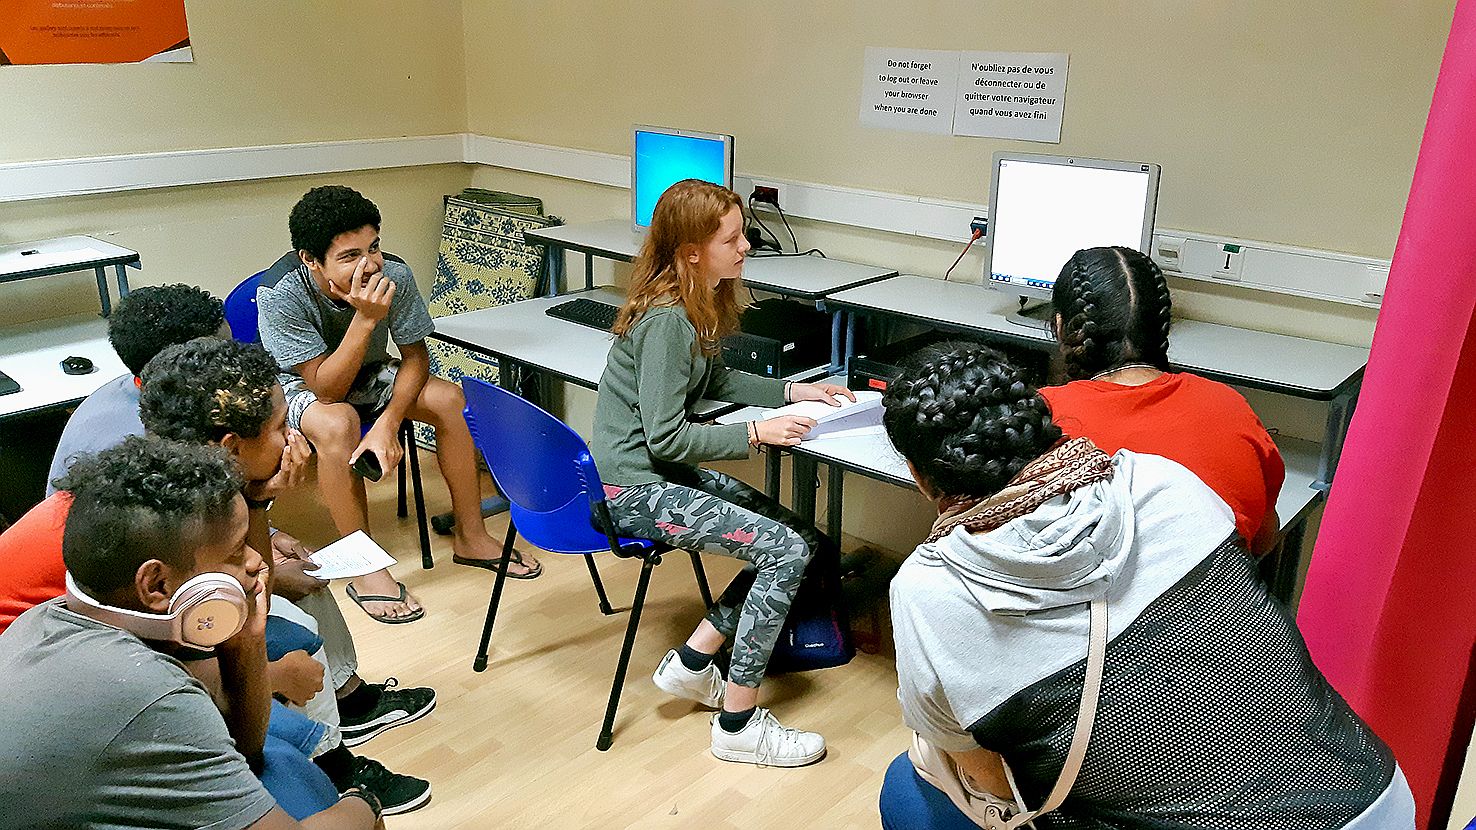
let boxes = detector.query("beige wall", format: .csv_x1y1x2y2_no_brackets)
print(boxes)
0,0,467,162
463,1,1453,261
0,166,473,327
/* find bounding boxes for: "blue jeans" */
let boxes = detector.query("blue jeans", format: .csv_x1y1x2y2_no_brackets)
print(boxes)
265,616,323,661
261,702,340,820
880,752,980,830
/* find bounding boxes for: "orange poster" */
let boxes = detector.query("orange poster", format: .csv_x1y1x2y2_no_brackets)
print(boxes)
0,0,192,65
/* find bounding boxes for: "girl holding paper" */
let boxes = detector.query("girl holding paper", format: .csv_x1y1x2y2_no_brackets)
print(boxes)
591,178,850,768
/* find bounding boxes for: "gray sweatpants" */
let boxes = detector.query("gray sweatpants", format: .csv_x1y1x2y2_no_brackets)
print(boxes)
607,468,825,687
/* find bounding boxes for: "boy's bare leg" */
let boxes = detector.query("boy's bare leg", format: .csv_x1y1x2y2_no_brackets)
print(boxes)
299,400,422,618
408,377,540,575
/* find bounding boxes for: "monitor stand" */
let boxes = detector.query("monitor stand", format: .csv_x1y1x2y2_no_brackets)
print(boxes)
1005,298,1054,333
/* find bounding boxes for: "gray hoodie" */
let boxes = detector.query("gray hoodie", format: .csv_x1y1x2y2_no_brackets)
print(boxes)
890,450,1409,828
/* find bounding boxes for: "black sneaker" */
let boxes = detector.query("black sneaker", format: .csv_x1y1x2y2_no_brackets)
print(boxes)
340,678,437,747
350,756,431,815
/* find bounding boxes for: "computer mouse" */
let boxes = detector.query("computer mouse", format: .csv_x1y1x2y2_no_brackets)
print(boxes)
60,356,94,376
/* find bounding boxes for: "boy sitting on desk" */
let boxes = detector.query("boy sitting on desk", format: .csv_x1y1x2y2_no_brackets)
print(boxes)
257,185,541,624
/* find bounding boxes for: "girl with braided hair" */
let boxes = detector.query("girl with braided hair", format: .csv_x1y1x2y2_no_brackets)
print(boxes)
592,179,852,767
1042,245,1285,554
877,342,1411,829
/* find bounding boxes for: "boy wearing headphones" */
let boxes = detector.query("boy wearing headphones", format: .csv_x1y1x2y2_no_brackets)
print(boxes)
0,437,382,829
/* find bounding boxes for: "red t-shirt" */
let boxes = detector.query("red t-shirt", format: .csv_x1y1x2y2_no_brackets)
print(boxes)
1039,373,1284,545
0,492,71,636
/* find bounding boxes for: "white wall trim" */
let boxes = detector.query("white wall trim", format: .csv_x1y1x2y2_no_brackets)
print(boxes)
1,132,1390,307
0,135,465,202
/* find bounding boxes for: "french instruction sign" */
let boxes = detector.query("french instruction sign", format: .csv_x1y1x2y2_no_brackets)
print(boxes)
859,47,959,135
953,51,1069,143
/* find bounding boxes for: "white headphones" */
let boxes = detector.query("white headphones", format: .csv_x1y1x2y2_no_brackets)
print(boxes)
64,571,250,649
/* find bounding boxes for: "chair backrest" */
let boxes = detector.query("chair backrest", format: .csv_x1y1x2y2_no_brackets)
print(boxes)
226,251,408,344
461,377,615,555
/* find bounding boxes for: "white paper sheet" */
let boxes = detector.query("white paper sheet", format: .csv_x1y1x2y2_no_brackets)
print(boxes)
307,530,397,580
766,391,884,441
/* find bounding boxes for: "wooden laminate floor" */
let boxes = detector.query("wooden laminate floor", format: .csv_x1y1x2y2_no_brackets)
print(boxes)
273,453,907,829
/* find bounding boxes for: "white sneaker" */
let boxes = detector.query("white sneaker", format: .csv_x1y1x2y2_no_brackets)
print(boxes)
652,649,726,708
710,708,826,768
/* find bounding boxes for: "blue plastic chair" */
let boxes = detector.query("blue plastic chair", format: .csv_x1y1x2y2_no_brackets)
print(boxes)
461,377,714,751
224,255,434,569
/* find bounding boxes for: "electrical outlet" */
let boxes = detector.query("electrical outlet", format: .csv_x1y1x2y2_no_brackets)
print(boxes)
970,216,988,237
752,185,780,207
1213,243,1244,280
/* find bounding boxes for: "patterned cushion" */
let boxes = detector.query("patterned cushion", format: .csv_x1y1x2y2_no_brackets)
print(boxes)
417,195,557,449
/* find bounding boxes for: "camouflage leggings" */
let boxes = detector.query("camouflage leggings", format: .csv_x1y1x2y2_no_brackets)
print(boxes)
607,468,825,688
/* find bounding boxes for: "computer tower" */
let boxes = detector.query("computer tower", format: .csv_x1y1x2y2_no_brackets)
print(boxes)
720,299,831,378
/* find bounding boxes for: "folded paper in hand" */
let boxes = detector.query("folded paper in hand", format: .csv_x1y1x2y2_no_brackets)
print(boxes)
768,391,884,441
307,531,397,580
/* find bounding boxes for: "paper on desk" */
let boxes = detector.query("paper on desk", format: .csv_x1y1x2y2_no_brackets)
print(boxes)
307,531,396,580
9,247,108,270
767,391,883,441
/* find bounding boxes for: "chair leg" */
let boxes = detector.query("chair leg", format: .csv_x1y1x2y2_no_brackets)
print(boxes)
597,554,656,751
472,520,517,673
584,554,615,615
406,428,433,569
688,551,714,608
397,426,409,519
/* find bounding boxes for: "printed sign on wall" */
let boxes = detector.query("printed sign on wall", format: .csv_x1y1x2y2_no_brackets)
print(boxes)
859,47,960,135
1,0,193,65
953,51,1069,143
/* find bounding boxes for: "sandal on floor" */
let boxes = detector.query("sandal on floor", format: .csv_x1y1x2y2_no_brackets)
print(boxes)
452,550,543,579
345,582,425,624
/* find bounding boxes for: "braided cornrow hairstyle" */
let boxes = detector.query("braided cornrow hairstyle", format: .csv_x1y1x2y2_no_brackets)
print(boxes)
1050,246,1172,380
882,342,1062,499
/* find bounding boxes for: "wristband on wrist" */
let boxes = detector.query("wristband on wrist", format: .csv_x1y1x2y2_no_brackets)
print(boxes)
747,421,760,447
340,787,382,820
784,381,793,403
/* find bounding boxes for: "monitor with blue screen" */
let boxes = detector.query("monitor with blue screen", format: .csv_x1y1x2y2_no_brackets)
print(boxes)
984,153,1160,301
631,126,734,231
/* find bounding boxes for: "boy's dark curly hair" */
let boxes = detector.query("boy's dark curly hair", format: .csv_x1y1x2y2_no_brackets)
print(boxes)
289,185,381,263
107,284,226,376
59,435,243,598
882,342,1062,498
1050,246,1172,381
139,338,279,445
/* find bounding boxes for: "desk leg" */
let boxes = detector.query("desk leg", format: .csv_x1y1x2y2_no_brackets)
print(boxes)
585,252,595,291
791,453,819,525
93,266,112,317
764,447,782,501
826,465,844,542
1315,382,1360,491
829,309,844,375
114,264,131,300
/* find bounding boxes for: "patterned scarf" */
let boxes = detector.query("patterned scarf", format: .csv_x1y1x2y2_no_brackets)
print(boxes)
925,437,1115,543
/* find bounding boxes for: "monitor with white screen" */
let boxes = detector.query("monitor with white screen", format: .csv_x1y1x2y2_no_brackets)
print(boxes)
631,125,734,231
984,153,1160,300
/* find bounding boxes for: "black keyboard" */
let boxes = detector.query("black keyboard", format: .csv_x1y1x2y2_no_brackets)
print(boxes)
545,297,620,331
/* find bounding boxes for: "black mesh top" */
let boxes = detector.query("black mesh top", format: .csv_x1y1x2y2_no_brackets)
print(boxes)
971,540,1396,829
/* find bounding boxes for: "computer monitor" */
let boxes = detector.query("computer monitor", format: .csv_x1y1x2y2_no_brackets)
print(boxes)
631,125,734,231
984,153,1160,301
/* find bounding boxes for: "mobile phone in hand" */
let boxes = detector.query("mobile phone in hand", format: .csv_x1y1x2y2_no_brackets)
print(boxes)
351,450,383,482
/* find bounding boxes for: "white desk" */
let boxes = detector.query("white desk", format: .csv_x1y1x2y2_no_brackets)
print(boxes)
825,275,1368,488
524,219,898,371
0,314,130,420
0,236,141,317
721,390,1322,604
429,287,825,415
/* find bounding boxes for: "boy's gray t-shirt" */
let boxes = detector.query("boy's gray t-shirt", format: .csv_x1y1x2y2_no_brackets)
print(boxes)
0,600,277,830
45,373,144,496
256,258,435,377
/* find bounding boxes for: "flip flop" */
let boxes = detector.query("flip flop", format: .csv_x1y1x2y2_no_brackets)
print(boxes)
345,582,425,624
452,550,543,579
